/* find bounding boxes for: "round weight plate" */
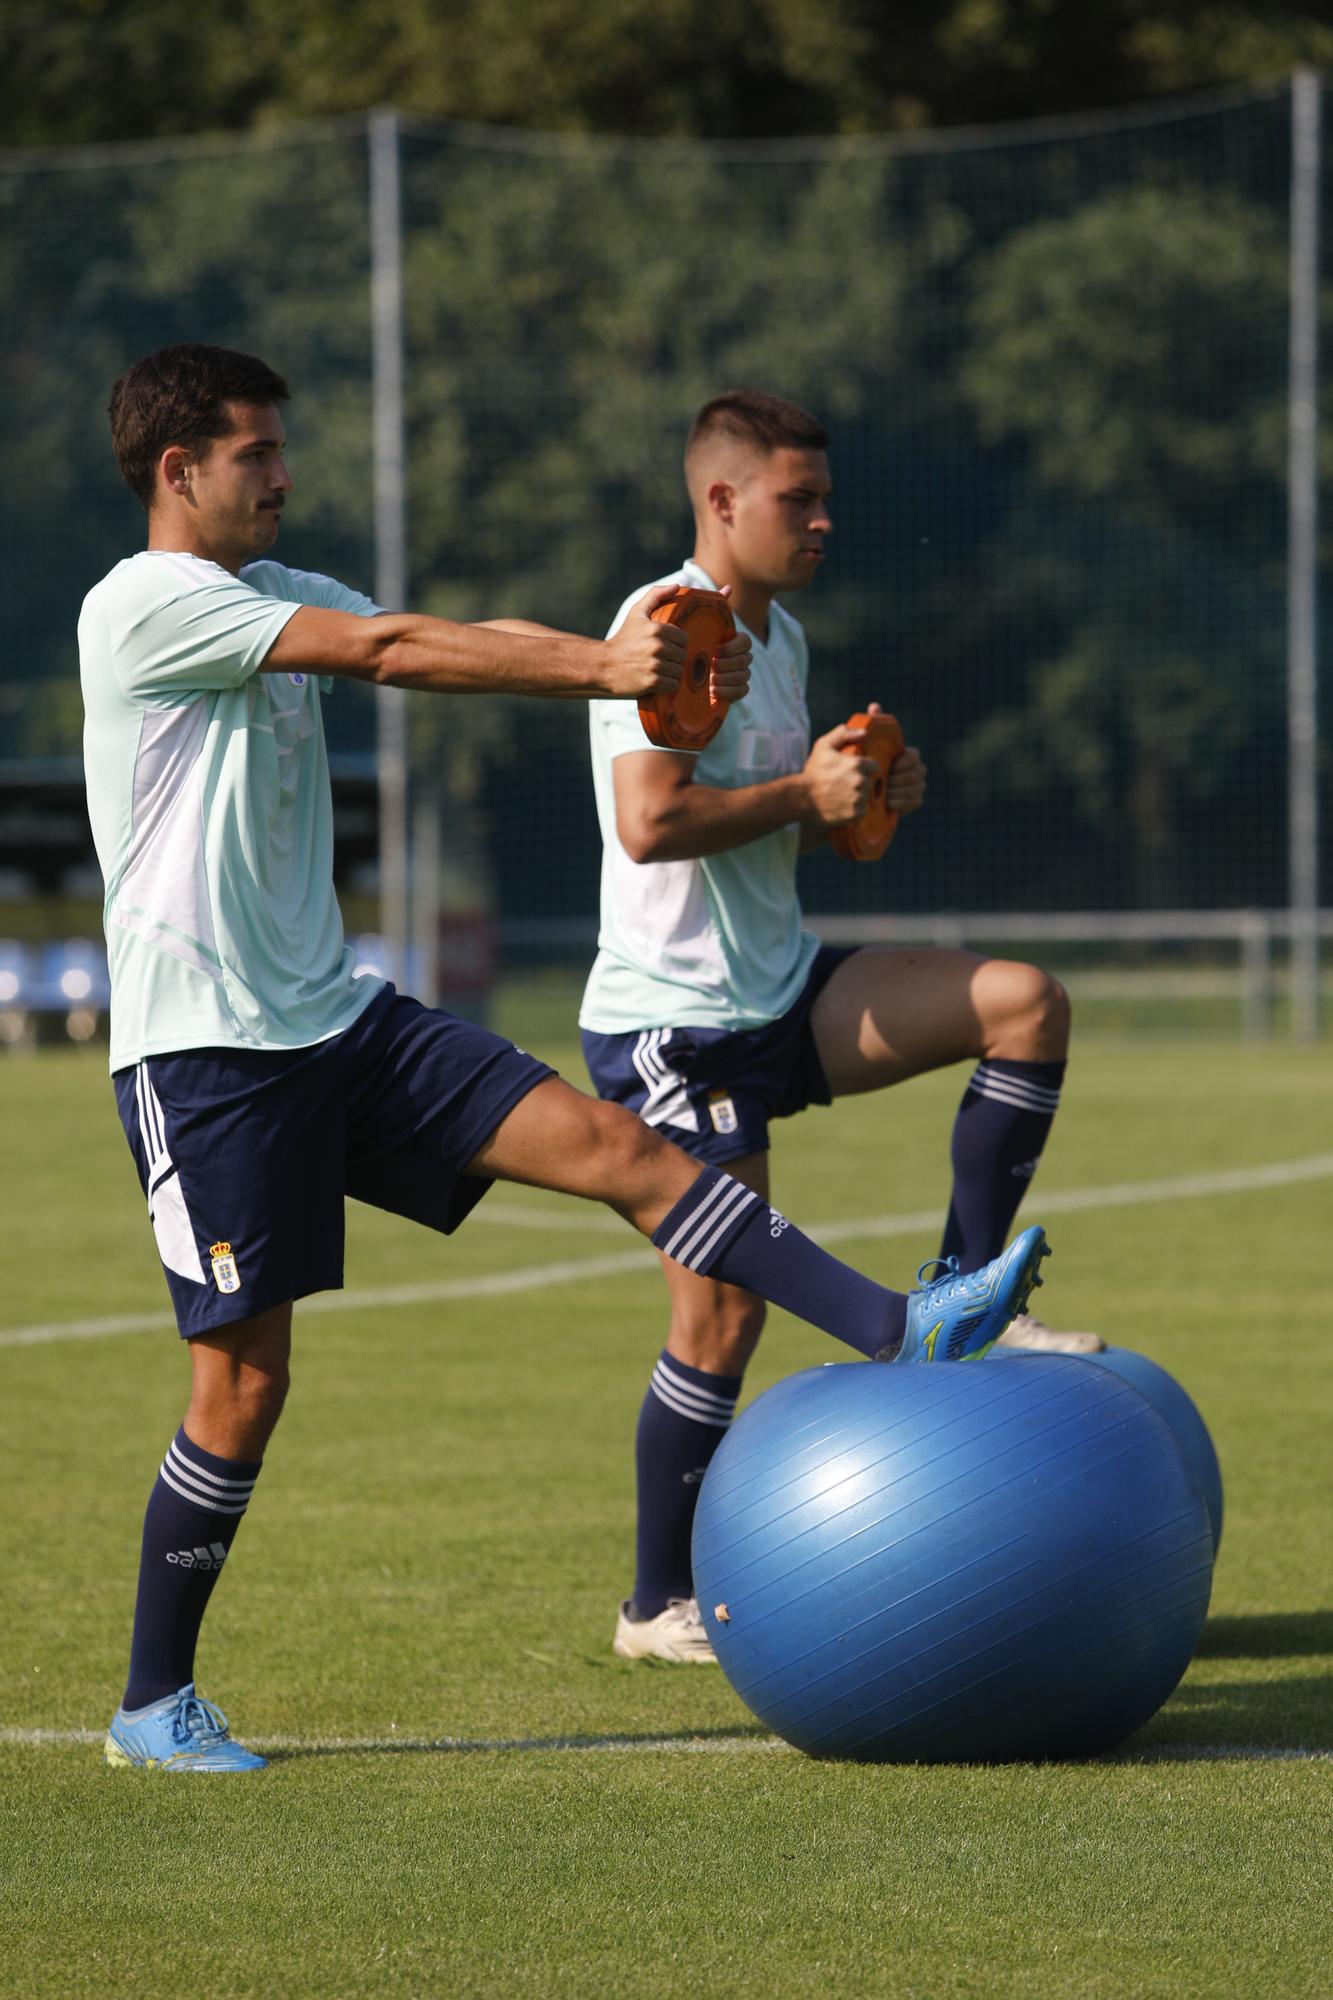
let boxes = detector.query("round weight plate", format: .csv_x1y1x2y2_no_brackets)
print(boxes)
637,588,736,752
830,712,905,861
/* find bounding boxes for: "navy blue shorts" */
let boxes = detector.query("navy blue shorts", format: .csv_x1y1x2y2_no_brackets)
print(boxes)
113,984,554,1339
581,945,854,1167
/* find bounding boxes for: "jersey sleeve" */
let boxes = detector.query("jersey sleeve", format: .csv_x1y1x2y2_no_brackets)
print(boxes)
591,690,669,762
240,561,385,692
592,575,688,762
240,561,383,619
110,562,302,704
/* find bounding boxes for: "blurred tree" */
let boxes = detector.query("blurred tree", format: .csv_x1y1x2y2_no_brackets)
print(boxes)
4,0,1332,146
2,84,1306,913
947,183,1297,905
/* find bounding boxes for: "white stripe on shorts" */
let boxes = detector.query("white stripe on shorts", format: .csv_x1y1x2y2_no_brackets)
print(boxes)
631,1031,700,1135
135,1067,207,1286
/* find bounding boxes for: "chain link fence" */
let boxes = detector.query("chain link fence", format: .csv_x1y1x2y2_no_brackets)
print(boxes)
0,79,1326,1032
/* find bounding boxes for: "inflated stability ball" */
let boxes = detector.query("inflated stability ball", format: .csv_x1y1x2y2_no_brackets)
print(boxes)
1078,1346,1224,1554
691,1357,1213,1763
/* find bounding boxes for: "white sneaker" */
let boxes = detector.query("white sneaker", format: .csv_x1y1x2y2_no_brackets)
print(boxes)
613,1598,717,1664
996,1312,1105,1355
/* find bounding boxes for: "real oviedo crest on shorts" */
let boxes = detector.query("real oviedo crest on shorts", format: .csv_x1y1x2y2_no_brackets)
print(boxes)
209,1241,241,1294
707,1090,740,1136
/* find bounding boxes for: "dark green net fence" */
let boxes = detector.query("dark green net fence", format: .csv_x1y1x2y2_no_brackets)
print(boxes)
1,82,1327,997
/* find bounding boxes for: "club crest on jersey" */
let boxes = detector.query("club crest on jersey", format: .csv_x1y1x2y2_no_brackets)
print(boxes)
209,1242,241,1294
707,1090,739,1136
287,672,307,686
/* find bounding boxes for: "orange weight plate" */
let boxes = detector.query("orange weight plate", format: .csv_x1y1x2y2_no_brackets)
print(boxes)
638,587,736,752
830,711,905,862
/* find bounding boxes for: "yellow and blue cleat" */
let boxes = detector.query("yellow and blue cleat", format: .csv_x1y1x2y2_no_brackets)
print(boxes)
891,1225,1051,1364
104,1684,267,1772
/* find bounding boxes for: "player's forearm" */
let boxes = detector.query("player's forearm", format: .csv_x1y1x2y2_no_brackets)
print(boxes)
625,775,813,863
475,617,568,640
367,615,613,696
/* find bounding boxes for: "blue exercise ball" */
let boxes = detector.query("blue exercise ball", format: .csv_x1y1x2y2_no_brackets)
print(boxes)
1078,1347,1223,1554
692,1357,1213,1763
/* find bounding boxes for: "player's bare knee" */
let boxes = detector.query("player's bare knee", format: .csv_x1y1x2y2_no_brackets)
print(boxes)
982,960,1070,1060
592,1098,660,1180
227,1360,288,1440
1024,967,1070,1054
591,1101,689,1213
672,1292,766,1374
248,1351,291,1411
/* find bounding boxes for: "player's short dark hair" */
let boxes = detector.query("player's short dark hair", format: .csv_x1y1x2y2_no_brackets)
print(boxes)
686,389,828,466
109,343,290,508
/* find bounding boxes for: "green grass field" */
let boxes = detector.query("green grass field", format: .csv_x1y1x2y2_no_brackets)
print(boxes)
2,1018,1331,1999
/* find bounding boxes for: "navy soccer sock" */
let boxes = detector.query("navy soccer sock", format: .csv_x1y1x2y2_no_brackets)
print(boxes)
122,1427,261,1712
939,1058,1065,1275
631,1351,742,1619
651,1170,907,1359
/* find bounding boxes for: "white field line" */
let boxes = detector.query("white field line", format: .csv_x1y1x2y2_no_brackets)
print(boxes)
5,1151,1333,1353
1,1725,1328,1763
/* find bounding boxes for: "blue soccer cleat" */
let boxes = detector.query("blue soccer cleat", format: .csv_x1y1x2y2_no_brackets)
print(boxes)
890,1224,1051,1364
103,1684,267,1772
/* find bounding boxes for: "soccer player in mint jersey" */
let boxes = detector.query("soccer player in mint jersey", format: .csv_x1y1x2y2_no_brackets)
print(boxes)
581,390,1097,1666
84,347,1047,1772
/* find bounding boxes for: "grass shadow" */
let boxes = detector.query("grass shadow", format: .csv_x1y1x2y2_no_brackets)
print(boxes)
1196,1610,1333,1659
1128,1671,1333,1754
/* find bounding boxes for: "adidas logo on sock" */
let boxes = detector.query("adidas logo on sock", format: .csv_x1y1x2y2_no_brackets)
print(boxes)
166,1542,229,1570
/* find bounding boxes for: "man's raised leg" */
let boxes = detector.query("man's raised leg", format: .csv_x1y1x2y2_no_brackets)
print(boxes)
811,948,1095,1352
463,1077,1046,1364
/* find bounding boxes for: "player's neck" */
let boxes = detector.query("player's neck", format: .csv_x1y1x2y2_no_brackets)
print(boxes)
146,512,246,576
692,550,773,644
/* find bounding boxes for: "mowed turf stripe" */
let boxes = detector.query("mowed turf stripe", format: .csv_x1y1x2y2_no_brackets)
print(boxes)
4,1726,787,1754
2,1726,1330,1761
5,1150,1333,1352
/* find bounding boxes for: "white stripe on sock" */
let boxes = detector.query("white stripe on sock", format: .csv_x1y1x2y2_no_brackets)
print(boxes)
650,1375,736,1427
972,1062,1062,1103
650,1361,738,1428
678,1183,761,1271
652,1358,738,1416
660,1174,733,1262
166,1440,256,1493
158,1461,252,1515
970,1066,1062,1112
672,1180,760,1270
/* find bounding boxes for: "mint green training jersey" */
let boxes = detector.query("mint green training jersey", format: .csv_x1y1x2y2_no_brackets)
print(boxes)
579,559,820,1034
78,551,385,1071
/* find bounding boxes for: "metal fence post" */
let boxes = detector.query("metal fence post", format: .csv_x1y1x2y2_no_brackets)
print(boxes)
1240,912,1273,1041
370,105,410,987
1288,67,1322,1041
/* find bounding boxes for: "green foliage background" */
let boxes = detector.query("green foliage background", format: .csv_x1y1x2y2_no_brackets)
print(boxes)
4,0,1333,143
4,78,1322,920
